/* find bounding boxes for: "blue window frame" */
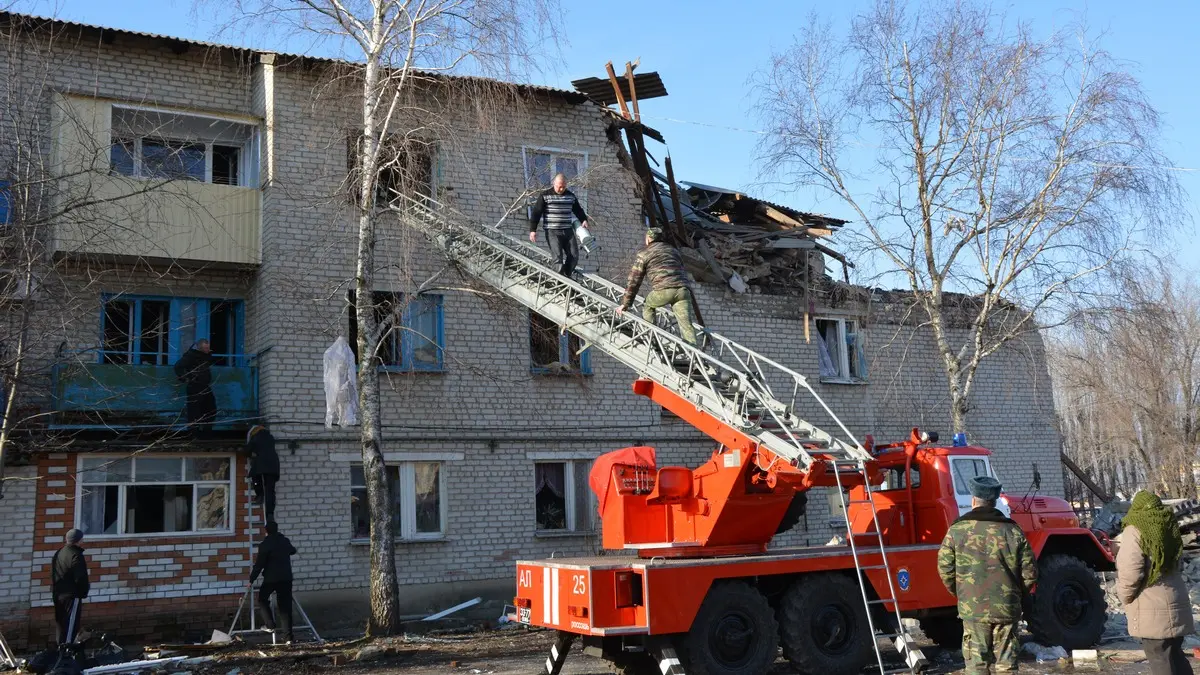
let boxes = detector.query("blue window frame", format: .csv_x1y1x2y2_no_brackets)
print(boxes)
348,291,445,372
0,180,11,224
530,312,591,375
99,295,245,366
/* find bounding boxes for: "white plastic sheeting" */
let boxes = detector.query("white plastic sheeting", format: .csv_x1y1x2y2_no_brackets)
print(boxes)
324,336,359,428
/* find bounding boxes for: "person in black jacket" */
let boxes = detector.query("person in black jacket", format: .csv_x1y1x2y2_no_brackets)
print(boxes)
50,528,90,645
173,339,217,434
246,425,281,522
528,173,590,278
248,521,296,643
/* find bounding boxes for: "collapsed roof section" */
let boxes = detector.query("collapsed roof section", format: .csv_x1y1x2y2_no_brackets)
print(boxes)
575,62,853,298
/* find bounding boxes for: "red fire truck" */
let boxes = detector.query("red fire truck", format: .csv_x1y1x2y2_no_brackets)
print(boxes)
514,381,1113,675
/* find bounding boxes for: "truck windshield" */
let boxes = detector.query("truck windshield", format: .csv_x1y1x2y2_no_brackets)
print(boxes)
952,458,990,495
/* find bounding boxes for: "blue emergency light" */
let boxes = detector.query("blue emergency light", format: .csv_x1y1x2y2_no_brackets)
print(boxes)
952,432,967,447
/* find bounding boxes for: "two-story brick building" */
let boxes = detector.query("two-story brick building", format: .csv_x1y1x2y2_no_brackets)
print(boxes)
0,12,1064,648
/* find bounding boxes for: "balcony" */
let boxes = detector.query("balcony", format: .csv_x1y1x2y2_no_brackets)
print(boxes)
52,176,262,265
49,94,262,266
51,361,258,431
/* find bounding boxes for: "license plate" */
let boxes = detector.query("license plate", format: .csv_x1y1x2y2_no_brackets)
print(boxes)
518,607,531,624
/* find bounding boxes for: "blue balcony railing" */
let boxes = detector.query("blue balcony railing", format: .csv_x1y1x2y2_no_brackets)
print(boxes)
51,358,258,430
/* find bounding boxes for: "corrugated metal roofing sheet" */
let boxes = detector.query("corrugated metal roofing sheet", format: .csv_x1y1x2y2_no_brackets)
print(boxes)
571,72,668,106
0,11,588,104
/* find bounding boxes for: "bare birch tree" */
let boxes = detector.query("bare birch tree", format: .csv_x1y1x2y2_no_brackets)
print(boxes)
225,0,561,634
752,1,1181,433
1051,266,1200,498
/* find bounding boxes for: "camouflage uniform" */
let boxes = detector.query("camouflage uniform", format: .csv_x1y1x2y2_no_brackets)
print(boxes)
619,240,697,345
937,506,1037,674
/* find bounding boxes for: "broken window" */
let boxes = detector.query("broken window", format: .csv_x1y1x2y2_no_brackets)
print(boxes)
99,295,245,366
76,455,232,536
350,462,444,541
529,312,591,375
522,147,587,218
347,133,435,207
534,460,594,533
815,317,867,382
110,106,258,186
347,291,445,371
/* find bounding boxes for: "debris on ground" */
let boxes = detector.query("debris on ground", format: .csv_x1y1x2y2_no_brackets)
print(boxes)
1021,642,1068,663
422,597,483,622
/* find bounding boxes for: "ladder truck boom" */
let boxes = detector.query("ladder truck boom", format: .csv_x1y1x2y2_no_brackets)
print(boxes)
393,195,924,675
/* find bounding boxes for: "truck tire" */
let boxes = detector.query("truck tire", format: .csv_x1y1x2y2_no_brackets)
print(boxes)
679,581,779,675
775,492,809,535
777,573,874,674
1028,555,1107,650
918,617,964,650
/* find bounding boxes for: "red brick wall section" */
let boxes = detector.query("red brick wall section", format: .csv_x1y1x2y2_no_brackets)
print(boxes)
23,452,257,648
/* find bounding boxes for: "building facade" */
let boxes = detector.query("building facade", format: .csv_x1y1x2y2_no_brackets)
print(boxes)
0,13,1063,647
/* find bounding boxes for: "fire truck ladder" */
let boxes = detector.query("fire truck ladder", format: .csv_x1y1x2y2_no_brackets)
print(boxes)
392,195,921,671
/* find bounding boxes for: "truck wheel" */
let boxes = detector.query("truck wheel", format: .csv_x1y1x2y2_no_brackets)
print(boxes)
1028,555,1107,649
679,581,779,675
918,617,964,650
777,573,873,674
775,492,809,535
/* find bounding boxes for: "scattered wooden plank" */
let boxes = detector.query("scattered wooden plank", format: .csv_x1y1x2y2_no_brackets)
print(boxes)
605,61,630,119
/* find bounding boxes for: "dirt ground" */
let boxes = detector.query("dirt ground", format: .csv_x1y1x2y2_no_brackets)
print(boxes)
180,628,1165,675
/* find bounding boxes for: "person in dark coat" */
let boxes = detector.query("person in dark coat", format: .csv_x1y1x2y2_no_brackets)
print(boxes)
248,521,297,643
246,425,281,521
50,528,90,645
174,339,217,433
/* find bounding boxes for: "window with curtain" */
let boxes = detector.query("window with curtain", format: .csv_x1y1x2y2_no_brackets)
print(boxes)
534,460,594,533
350,461,445,540
76,455,232,537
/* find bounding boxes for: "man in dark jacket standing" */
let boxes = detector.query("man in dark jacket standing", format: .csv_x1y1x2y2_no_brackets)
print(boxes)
246,425,281,522
938,476,1037,674
528,173,590,278
616,228,698,345
174,339,217,433
50,528,90,645
249,521,297,643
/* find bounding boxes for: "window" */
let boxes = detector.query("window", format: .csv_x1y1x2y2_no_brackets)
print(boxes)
76,455,232,536
522,147,588,220
815,317,867,382
952,458,990,496
349,462,444,541
347,133,435,206
535,461,594,533
529,312,591,375
881,466,921,491
347,291,445,371
0,180,11,224
99,295,245,366
109,106,258,187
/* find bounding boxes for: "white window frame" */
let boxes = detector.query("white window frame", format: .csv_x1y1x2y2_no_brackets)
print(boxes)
815,316,867,383
74,454,235,539
350,461,447,542
521,145,590,208
533,459,596,535
110,104,260,187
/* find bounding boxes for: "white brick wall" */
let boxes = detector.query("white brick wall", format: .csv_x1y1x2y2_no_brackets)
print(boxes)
0,467,36,611
0,24,1065,607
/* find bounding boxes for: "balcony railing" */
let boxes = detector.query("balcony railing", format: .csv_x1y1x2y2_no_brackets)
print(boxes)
51,358,258,430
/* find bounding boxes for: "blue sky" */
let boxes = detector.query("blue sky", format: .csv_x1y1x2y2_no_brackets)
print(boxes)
17,0,1200,272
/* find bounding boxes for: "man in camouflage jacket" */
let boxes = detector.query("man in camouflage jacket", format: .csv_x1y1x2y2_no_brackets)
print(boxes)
938,475,1037,674
616,228,698,345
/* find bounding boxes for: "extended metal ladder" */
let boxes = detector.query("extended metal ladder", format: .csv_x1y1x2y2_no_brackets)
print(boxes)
833,459,928,674
229,484,322,645
391,194,920,671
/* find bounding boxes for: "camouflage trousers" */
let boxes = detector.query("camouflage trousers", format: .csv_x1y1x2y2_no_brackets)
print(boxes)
643,287,697,345
962,621,1019,675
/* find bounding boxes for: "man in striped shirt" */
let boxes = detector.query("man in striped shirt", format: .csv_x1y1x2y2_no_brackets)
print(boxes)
529,173,590,277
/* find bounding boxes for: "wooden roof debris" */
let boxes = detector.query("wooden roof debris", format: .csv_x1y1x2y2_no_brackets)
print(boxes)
593,59,853,297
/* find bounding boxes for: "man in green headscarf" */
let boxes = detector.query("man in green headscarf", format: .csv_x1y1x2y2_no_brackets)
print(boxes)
1116,491,1194,675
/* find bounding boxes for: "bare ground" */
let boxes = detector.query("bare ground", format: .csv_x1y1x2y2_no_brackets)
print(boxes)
185,628,1163,675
